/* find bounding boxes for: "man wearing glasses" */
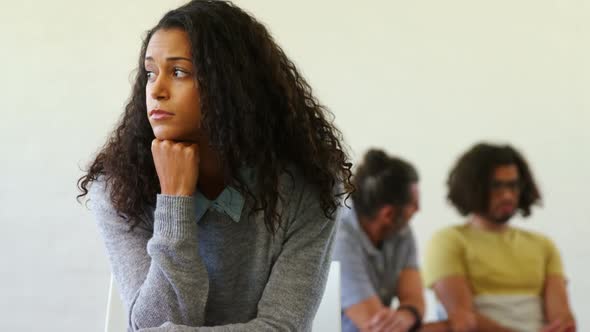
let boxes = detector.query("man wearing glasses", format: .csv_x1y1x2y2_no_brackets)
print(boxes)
423,143,576,332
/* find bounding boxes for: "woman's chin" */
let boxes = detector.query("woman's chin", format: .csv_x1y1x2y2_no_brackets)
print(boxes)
152,130,178,141
152,128,198,143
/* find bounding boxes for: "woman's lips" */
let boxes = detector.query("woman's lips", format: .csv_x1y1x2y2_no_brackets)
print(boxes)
149,109,175,120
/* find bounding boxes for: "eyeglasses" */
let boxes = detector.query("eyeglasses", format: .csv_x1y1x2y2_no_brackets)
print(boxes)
490,179,523,193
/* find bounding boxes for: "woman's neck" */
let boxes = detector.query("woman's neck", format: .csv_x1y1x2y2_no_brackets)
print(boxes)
197,141,228,200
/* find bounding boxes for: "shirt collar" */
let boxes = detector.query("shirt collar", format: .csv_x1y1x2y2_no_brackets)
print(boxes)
194,168,256,223
342,205,382,257
344,205,408,257
194,185,245,223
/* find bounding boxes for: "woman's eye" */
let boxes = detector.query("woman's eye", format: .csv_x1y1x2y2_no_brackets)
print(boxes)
173,68,189,78
146,71,156,81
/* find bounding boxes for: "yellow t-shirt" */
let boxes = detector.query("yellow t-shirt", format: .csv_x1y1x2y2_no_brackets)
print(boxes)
423,224,564,296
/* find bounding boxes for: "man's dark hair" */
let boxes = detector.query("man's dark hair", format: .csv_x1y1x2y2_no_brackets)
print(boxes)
447,142,541,217
351,149,418,219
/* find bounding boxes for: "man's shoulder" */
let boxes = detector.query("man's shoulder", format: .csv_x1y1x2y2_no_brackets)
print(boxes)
333,207,367,256
335,208,363,241
335,205,359,228
431,224,468,242
511,227,554,246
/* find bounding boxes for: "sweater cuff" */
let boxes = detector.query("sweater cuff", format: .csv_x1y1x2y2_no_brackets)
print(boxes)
154,194,196,239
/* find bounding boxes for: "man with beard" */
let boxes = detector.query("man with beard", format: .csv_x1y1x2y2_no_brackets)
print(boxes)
332,149,425,332
424,143,576,332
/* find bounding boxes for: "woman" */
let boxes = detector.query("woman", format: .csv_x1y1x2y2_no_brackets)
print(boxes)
77,1,352,330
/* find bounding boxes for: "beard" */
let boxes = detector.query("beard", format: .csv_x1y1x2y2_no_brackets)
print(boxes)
381,213,408,238
486,200,518,224
490,214,513,224
390,213,409,233
488,207,516,224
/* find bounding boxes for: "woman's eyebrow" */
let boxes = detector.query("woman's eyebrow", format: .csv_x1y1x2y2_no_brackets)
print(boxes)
145,56,192,62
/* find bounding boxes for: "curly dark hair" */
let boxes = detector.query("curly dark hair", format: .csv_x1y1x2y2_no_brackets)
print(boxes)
351,149,418,219
77,0,353,233
447,142,541,217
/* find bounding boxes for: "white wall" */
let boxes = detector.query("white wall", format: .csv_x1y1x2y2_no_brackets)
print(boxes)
1,0,588,331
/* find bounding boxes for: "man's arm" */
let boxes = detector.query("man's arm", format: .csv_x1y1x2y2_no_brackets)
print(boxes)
433,276,513,332
346,296,419,332
396,268,425,317
344,296,388,327
543,275,576,332
345,268,424,332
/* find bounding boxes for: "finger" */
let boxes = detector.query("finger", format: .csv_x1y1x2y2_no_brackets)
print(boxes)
179,141,196,147
389,323,403,332
373,311,397,332
541,320,562,332
383,314,402,332
368,308,389,322
388,314,405,332
362,314,381,331
363,310,387,331
558,322,575,332
370,309,389,331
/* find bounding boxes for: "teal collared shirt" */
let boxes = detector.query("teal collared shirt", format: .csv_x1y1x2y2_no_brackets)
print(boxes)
194,186,245,223
193,168,254,223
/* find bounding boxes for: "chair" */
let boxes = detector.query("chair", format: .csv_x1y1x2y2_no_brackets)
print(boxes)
312,261,341,332
104,273,126,332
105,261,341,332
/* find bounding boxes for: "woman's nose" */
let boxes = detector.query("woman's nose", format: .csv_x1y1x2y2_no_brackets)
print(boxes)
149,75,170,100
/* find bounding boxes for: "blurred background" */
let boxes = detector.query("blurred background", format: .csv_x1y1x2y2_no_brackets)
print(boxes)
1,0,588,330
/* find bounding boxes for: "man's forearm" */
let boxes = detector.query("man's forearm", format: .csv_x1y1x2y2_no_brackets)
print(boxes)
420,317,513,332
418,321,451,332
399,297,425,318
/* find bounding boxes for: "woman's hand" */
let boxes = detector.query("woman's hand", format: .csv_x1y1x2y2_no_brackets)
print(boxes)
151,139,200,196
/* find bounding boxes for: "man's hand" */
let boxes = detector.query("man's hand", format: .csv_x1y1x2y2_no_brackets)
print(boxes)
151,139,200,196
541,319,576,332
447,308,477,332
360,307,416,332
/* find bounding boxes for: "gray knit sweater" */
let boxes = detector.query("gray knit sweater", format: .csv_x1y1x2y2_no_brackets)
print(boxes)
89,172,336,332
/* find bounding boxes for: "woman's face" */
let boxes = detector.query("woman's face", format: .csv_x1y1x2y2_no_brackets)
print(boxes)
145,28,201,142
